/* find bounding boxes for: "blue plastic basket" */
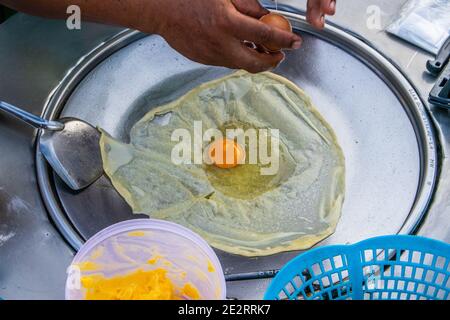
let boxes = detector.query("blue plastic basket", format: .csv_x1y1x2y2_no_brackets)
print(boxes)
265,235,450,300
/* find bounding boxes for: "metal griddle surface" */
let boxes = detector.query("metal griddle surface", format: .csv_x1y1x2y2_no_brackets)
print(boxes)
40,16,436,277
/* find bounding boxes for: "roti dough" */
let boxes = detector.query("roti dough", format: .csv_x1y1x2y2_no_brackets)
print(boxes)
100,71,345,257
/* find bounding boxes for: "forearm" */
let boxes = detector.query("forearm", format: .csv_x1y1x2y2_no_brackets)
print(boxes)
0,0,162,33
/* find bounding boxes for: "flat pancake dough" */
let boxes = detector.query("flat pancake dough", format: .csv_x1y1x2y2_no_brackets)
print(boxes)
100,71,345,257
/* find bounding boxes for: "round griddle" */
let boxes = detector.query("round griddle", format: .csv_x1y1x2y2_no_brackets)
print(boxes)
36,13,437,277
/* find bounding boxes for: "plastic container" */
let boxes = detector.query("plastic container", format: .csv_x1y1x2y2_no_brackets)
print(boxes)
386,0,450,54
65,219,226,300
265,235,450,300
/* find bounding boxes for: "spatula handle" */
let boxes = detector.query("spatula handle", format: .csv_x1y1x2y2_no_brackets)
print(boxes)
0,100,64,131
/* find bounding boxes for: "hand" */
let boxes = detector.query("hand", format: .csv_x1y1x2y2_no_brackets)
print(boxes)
2,0,336,73
143,0,302,73
306,0,337,29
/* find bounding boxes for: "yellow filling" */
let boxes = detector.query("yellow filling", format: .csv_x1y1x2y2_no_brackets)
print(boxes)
207,260,215,273
147,255,162,265
81,268,201,300
77,261,99,272
181,283,200,300
127,231,146,237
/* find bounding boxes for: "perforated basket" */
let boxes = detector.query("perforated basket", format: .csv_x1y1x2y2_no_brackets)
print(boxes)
265,235,450,300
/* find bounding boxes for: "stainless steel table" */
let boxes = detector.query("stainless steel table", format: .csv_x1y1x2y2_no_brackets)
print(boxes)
0,0,448,300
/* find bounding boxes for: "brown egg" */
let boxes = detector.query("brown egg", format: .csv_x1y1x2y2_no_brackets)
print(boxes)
259,13,293,52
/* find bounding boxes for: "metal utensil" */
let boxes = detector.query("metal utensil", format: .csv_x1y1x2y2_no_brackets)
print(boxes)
0,100,102,190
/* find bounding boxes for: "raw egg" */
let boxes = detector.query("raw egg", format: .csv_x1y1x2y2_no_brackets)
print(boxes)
207,138,245,169
259,13,293,52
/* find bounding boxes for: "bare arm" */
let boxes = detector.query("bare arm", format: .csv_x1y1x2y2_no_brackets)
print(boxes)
0,0,336,73
0,0,156,31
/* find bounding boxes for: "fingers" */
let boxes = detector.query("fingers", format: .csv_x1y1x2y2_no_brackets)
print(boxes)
306,0,336,29
231,0,269,18
231,43,285,73
321,0,336,15
229,12,302,50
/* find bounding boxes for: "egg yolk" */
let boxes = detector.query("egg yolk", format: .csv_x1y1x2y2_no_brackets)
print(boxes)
207,138,245,169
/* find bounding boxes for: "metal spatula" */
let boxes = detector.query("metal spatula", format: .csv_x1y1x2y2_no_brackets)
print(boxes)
0,100,103,190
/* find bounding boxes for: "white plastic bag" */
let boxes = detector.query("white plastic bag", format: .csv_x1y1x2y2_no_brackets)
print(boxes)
387,0,450,54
